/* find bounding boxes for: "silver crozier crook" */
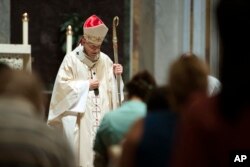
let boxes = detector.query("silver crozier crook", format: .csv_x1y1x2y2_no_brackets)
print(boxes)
112,16,121,106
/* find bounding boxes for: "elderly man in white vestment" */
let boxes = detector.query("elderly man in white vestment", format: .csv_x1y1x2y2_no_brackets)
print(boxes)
47,15,124,167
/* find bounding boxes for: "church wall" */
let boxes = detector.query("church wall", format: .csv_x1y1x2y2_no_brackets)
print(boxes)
154,0,184,85
10,0,130,90
132,0,220,85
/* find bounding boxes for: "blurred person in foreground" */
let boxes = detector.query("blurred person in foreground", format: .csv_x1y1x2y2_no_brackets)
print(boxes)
94,70,156,167
120,86,176,167
0,69,45,115
168,54,209,113
0,69,76,167
0,62,10,71
181,52,221,97
120,54,209,167
171,0,250,167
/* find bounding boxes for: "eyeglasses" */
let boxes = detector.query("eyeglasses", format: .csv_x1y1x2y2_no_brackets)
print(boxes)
85,41,101,50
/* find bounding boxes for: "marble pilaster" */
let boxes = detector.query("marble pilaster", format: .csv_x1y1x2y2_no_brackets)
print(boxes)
132,0,155,76
0,0,10,43
154,0,184,85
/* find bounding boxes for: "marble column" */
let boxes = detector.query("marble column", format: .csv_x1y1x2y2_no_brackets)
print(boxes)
132,0,220,84
209,0,220,77
154,0,184,85
0,0,10,43
192,0,206,60
132,0,155,77
132,0,185,85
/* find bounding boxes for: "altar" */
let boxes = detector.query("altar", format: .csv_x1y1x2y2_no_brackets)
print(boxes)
0,13,31,72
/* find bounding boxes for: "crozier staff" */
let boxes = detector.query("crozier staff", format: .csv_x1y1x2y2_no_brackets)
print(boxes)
113,16,122,106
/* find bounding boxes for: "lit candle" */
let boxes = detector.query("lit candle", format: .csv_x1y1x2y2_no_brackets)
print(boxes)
66,25,73,54
22,12,29,45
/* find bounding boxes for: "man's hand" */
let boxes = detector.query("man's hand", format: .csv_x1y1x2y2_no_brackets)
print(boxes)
113,64,123,75
89,79,99,90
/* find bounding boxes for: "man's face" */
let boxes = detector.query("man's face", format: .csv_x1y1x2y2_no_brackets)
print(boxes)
82,38,101,58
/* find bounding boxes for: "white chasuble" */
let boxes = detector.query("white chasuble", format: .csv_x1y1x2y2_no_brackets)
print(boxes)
47,45,124,167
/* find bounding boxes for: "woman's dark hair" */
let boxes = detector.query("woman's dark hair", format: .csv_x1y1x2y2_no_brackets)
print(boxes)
0,70,45,117
125,70,156,102
168,54,208,112
0,62,10,72
147,86,169,112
